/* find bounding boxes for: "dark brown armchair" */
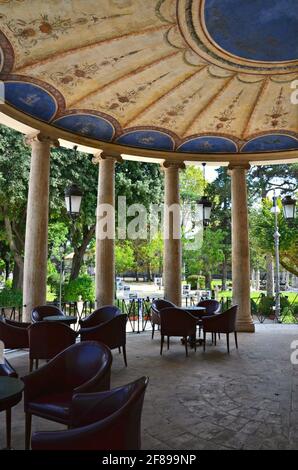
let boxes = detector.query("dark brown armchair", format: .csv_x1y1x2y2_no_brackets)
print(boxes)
197,299,221,338
197,299,221,315
31,376,149,450
22,341,113,449
79,305,121,328
160,307,197,357
31,305,64,323
80,314,128,366
28,322,77,372
0,317,29,349
151,299,176,339
202,305,238,353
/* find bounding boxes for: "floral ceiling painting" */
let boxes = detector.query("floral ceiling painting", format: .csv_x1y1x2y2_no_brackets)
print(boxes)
0,0,297,154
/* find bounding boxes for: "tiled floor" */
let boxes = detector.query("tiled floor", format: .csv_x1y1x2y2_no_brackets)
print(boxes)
1,324,298,450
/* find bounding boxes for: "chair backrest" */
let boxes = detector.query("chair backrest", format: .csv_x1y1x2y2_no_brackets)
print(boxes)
31,305,64,323
5,318,31,328
0,358,18,377
197,299,221,315
46,341,112,394
80,305,121,328
225,305,238,331
203,305,238,333
80,314,127,350
0,317,29,349
151,299,176,314
28,322,77,360
31,376,149,450
160,307,197,336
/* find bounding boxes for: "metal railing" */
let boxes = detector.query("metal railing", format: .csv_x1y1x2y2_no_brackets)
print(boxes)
1,292,297,331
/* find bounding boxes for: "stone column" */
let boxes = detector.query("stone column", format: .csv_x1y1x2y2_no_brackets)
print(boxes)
162,161,185,306
228,163,255,332
23,133,59,321
93,152,122,307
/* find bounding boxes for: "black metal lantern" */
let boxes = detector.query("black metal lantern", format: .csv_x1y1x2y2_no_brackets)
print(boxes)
282,195,296,221
65,184,83,219
197,195,212,227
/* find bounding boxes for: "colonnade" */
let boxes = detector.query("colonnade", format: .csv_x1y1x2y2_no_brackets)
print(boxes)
22,132,254,332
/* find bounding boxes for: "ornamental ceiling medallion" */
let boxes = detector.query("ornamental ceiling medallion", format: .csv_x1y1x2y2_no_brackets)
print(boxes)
0,0,297,155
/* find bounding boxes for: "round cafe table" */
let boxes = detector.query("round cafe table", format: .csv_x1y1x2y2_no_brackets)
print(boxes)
0,377,24,449
43,315,77,326
184,306,207,347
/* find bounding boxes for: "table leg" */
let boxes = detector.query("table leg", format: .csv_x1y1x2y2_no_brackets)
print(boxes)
6,408,11,449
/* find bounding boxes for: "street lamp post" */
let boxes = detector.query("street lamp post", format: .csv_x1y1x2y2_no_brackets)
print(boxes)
58,244,65,310
271,192,281,319
271,192,296,321
197,163,212,227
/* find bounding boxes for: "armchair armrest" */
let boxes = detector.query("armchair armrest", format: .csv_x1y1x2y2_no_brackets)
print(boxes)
70,387,126,427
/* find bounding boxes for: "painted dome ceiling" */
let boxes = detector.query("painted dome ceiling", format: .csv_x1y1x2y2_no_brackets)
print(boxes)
0,0,297,155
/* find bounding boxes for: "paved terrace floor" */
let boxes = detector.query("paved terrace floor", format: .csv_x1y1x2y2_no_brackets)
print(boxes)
1,324,298,450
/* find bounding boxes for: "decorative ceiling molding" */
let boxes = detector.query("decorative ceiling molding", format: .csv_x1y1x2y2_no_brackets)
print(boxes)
0,0,297,157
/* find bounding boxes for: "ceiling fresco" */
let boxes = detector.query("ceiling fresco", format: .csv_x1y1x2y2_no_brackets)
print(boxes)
0,0,297,155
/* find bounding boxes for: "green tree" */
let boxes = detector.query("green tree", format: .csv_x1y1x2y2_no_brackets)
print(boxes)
115,241,135,275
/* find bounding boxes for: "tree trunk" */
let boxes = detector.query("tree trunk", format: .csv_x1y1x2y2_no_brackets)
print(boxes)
266,253,274,296
70,225,95,280
256,269,260,291
205,272,212,289
4,215,24,287
222,255,228,291
5,259,10,281
12,262,23,290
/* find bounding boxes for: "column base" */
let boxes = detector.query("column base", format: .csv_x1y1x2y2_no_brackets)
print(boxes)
236,320,255,333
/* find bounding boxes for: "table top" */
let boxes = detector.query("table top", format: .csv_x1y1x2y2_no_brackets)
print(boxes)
185,306,206,312
43,315,77,323
0,377,24,404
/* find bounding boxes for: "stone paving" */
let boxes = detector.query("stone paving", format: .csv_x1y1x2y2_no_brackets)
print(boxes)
1,324,298,450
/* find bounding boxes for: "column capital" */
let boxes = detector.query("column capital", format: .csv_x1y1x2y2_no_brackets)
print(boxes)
25,132,60,147
161,160,186,171
227,162,250,172
92,151,123,165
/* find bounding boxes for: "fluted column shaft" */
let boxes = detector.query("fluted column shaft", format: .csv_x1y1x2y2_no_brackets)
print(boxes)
228,163,255,332
23,133,59,321
162,161,185,306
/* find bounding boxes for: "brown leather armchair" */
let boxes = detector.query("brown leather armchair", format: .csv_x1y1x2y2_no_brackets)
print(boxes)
202,305,238,353
79,305,121,328
160,307,197,357
0,317,29,349
151,299,176,339
22,340,113,449
197,299,221,315
80,314,128,366
31,305,64,323
31,376,149,450
28,322,77,372
4,318,31,328
197,299,221,338
0,358,18,377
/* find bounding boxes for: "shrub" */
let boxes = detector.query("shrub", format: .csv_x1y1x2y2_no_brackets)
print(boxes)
0,288,23,306
63,275,95,302
186,275,206,289
186,275,199,290
258,295,275,316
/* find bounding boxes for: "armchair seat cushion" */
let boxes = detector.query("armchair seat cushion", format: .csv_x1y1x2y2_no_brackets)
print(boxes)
27,391,73,423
